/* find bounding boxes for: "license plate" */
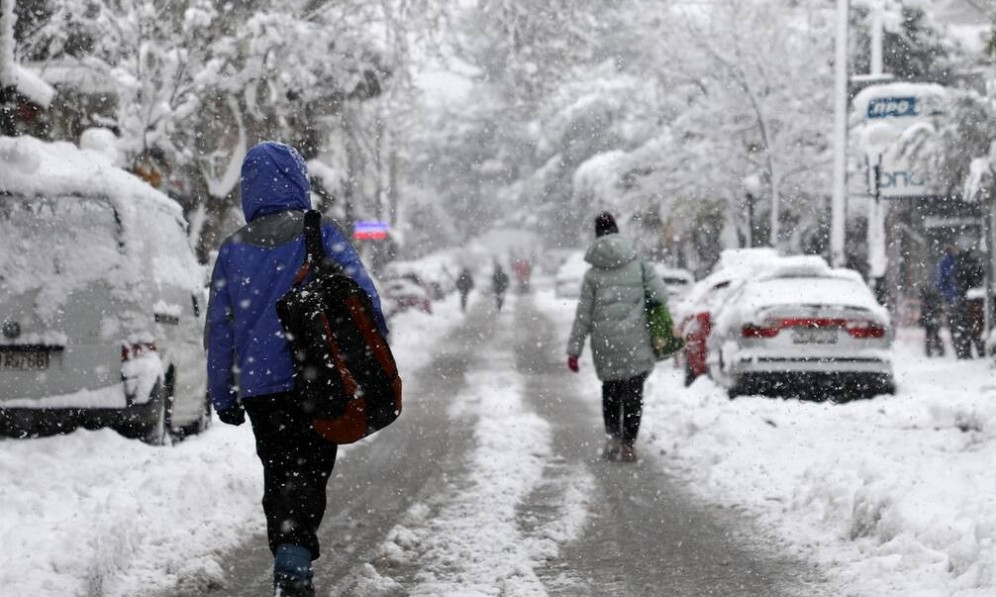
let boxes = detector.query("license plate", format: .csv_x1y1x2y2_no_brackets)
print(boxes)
0,350,51,371
792,328,837,344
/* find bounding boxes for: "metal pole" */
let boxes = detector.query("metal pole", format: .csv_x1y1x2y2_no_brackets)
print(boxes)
831,0,850,267
870,5,883,77
985,202,994,358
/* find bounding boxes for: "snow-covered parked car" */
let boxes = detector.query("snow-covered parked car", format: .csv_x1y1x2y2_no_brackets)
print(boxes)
554,251,588,299
674,248,780,386
707,261,895,400
382,251,460,300
380,276,433,318
0,136,210,443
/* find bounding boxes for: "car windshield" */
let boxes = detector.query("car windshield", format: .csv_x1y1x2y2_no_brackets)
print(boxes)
0,195,123,295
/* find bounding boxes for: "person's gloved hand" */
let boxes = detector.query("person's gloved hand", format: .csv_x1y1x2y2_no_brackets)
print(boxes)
217,404,246,426
567,355,579,373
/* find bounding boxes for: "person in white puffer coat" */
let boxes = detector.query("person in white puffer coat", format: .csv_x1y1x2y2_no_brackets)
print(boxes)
566,212,668,463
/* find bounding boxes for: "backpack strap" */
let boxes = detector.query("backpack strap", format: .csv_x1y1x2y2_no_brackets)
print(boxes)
292,210,328,285
304,210,327,265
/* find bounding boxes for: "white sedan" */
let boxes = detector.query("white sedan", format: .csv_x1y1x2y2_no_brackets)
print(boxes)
707,268,895,400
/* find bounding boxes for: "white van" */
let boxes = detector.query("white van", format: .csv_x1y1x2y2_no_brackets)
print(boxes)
0,136,210,443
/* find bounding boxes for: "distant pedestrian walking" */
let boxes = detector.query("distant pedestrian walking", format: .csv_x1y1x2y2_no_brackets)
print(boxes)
492,263,509,311
919,285,944,357
456,267,475,312
566,212,668,463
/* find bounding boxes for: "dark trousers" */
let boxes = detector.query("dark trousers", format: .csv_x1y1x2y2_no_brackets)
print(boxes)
602,373,647,447
495,292,506,311
924,325,944,357
244,394,338,559
460,291,469,311
950,300,974,359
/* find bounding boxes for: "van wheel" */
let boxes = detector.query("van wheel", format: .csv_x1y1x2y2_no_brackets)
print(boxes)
194,393,213,434
143,374,174,446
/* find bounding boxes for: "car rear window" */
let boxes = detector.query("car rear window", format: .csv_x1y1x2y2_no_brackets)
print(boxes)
744,277,878,310
1,195,124,296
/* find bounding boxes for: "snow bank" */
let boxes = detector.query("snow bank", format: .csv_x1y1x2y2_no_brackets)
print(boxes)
0,425,262,596
640,330,996,597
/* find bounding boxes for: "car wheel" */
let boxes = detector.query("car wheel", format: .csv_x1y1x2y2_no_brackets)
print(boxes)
143,372,175,446
683,361,697,387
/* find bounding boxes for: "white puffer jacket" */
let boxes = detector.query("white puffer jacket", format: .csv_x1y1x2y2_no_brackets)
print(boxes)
567,234,668,381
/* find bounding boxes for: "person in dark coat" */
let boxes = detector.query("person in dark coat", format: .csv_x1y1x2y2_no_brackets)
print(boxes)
456,267,475,312
205,142,386,597
919,285,944,357
492,262,509,311
955,249,985,357
938,245,985,359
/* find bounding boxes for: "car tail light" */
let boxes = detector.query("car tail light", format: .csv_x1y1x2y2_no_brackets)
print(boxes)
742,324,780,338
121,341,158,361
846,321,886,339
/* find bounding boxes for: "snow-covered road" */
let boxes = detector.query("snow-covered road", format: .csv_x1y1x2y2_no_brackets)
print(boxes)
2,286,994,596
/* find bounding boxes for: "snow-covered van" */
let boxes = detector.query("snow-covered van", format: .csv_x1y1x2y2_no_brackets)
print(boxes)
0,136,209,443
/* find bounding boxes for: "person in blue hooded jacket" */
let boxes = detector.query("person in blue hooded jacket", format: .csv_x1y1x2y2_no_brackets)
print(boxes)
205,141,386,597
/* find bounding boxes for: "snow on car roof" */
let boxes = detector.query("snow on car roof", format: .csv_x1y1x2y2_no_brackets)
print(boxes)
0,136,183,216
754,255,832,280
0,136,202,317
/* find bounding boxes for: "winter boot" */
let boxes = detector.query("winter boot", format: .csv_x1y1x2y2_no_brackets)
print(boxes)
273,544,314,597
273,572,315,597
602,437,621,461
620,444,638,463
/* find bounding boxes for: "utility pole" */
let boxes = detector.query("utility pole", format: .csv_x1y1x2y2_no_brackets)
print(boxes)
0,0,17,136
830,0,849,267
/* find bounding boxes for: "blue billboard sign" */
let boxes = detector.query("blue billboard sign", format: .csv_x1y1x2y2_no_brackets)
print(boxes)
867,97,919,119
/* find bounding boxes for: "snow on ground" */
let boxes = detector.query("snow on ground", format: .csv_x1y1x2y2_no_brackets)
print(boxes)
0,291,465,597
540,288,996,597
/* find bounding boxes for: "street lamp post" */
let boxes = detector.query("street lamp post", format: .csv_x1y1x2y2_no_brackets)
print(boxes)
830,0,850,267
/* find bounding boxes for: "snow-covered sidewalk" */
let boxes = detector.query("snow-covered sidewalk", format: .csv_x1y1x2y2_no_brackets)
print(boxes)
540,288,996,597
0,293,466,597
645,333,996,597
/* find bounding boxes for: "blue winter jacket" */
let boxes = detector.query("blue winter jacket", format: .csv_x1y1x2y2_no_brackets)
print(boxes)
205,142,387,413
936,253,958,305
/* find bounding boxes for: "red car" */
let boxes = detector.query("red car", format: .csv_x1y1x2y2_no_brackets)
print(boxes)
678,278,736,386
675,249,781,386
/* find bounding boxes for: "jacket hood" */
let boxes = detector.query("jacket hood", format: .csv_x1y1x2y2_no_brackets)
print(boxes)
240,142,311,222
585,234,637,270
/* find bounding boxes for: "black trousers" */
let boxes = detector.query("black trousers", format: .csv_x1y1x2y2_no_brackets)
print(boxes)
950,300,974,359
602,373,648,447
924,325,944,357
244,393,338,560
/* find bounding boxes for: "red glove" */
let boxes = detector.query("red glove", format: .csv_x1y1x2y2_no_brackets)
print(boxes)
567,355,579,373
